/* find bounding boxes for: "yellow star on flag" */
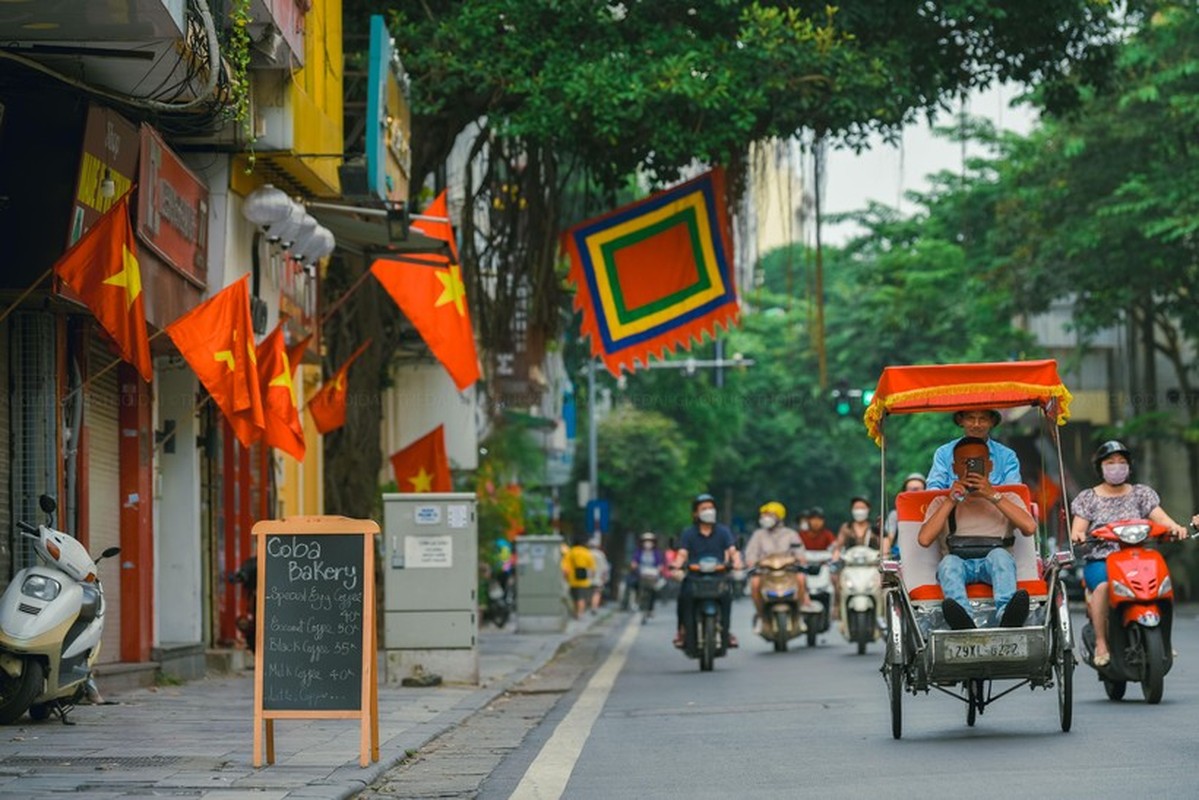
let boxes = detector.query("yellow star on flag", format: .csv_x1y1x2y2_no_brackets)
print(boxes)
407,467,434,493
269,352,295,394
434,265,467,316
101,244,143,310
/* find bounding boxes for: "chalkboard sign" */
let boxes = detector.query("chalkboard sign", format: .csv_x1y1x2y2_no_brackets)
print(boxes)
252,517,380,768
261,533,364,711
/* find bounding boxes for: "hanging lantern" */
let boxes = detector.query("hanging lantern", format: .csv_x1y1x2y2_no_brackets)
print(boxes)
242,184,293,231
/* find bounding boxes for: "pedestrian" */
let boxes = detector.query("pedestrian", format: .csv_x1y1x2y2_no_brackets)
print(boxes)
589,537,610,614
563,534,596,620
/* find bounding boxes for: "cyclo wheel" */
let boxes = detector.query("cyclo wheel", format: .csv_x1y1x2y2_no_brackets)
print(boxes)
700,616,716,672
1052,585,1074,732
885,591,905,740
1142,626,1165,704
966,680,978,727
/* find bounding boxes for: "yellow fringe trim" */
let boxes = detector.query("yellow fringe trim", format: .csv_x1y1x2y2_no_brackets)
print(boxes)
863,381,1074,446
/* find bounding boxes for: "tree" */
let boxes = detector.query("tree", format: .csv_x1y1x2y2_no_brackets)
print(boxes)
325,0,1139,518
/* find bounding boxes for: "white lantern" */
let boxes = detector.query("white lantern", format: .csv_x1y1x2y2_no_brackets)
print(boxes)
270,204,307,248
309,227,336,261
242,184,293,230
285,213,319,255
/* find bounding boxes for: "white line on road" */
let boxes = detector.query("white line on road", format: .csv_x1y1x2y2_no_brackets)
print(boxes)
510,616,640,800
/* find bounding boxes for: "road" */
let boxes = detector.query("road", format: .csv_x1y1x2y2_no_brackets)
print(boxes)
374,599,1199,799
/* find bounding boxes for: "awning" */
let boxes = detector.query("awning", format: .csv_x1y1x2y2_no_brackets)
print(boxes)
308,203,450,256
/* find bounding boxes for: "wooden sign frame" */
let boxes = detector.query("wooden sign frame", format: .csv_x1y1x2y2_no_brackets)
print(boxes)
252,516,381,767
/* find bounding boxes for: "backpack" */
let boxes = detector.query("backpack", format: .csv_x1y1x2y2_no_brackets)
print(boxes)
571,548,588,581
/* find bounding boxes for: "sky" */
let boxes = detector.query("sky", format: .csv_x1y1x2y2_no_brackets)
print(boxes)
820,83,1038,246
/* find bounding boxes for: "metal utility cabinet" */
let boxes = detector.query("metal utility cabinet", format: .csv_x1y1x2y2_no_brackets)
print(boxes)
382,492,478,684
515,535,568,633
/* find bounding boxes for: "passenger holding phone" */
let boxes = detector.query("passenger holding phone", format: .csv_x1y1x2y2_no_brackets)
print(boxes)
925,409,1021,490
917,437,1037,629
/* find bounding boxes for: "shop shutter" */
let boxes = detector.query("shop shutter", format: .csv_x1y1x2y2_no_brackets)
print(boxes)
87,337,122,664
9,313,56,579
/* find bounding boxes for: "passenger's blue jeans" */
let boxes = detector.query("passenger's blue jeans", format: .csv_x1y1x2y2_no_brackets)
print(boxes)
937,549,1018,614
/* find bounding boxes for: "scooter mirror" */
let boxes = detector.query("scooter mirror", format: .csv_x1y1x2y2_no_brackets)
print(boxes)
38,495,57,514
101,546,121,560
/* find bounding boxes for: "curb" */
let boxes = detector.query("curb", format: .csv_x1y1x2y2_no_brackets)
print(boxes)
308,611,614,800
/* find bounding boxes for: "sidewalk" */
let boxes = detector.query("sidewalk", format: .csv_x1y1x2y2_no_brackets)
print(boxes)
0,612,610,800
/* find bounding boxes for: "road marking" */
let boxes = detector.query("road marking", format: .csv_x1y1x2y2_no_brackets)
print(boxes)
510,617,639,800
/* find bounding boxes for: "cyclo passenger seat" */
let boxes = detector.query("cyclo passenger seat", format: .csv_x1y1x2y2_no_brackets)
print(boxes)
894,486,1047,603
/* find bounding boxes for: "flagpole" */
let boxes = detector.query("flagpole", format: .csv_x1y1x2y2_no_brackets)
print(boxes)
61,328,168,407
0,268,53,326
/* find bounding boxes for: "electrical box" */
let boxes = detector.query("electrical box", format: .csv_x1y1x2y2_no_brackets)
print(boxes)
515,535,567,633
382,492,478,683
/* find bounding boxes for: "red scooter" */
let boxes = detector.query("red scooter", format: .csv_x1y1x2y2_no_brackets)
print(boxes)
1080,519,1182,704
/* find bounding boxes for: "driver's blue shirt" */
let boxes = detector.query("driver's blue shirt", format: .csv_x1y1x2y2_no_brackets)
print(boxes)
679,524,735,565
925,438,1021,490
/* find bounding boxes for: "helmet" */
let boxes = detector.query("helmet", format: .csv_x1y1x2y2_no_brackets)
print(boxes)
692,492,717,511
808,506,825,519
758,501,786,520
953,409,1002,427
639,531,657,542
1092,440,1132,475
902,472,927,491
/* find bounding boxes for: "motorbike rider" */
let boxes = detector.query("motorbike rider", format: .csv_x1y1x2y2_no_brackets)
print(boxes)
629,532,666,620
917,437,1038,629
835,497,886,556
926,409,1021,490
799,506,837,551
672,493,742,649
745,501,820,635
1069,441,1187,665
884,472,928,558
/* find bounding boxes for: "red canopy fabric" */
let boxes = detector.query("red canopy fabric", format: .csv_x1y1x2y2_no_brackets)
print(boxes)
863,359,1073,444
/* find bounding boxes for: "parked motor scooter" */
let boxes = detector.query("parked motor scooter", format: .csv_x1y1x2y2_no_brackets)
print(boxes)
752,552,805,652
0,495,119,724
1079,518,1184,704
680,558,731,672
800,549,833,647
837,545,882,655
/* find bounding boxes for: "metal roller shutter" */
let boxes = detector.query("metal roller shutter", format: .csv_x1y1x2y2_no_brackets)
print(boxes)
87,337,122,665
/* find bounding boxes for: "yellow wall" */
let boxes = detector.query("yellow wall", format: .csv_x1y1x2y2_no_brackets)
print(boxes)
232,0,343,198
280,364,325,516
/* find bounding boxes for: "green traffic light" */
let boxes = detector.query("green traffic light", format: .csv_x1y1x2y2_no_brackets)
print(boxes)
862,389,875,404
836,400,851,416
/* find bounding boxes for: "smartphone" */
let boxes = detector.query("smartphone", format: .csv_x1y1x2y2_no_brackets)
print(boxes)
964,456,985,476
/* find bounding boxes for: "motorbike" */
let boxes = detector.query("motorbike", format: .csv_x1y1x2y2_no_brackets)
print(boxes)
1079,518,1182,704
681,558,731,671
0,495,119,724
800,549,833,647
752,552,805,652
484,577,512,628
837,545,882,654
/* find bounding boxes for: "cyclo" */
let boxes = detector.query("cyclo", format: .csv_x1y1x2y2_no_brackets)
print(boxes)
863,360,1076,739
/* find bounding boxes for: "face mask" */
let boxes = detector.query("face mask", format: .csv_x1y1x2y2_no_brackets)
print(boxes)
697,508,717,524
852,508,870,522
758,514,777,529
799,521,810,531
642,542,654,550
1102,463,1130,485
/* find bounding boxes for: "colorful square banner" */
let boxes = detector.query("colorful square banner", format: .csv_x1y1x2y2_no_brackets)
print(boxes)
563,169,739,375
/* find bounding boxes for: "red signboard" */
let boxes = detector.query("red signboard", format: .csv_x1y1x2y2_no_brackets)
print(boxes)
137,124,209,288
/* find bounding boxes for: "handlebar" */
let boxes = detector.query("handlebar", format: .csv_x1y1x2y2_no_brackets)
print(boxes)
16,521,36,535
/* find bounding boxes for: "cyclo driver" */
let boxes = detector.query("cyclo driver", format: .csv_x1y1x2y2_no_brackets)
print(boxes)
673,493,742,649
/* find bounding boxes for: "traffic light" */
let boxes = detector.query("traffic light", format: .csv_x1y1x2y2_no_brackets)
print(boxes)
832,380,853,416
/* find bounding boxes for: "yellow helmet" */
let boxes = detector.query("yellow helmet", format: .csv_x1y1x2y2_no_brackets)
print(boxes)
758,501,786,520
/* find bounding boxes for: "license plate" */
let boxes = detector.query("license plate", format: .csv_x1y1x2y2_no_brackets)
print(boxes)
943,634,1028,661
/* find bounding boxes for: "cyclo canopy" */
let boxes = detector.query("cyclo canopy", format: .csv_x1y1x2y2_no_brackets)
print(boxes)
863,359,1073,445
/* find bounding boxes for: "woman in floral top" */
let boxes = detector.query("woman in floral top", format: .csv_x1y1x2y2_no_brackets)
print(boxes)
1069,441,1188,666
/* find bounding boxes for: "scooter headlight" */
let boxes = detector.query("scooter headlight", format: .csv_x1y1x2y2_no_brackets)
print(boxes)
1158,576,1173,597
1110,580,1135,599
1112,523,1150,544
21,574,61,602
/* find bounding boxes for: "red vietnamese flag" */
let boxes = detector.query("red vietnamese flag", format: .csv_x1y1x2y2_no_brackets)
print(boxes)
165,276,264,446
390,425,452,493
410,189,458,262
308,339,372,434
256,323,305,460
53,193,153,381
286,332,313,378
370,258,480,391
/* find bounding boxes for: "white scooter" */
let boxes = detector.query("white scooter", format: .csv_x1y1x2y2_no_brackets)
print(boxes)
838,545,882,654
800,549,834,647
0,495,119,724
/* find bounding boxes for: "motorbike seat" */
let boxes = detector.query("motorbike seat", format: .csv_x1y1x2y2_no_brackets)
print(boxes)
895,486,1048,603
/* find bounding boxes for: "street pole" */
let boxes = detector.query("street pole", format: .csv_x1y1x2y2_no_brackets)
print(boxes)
588,358,599,532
